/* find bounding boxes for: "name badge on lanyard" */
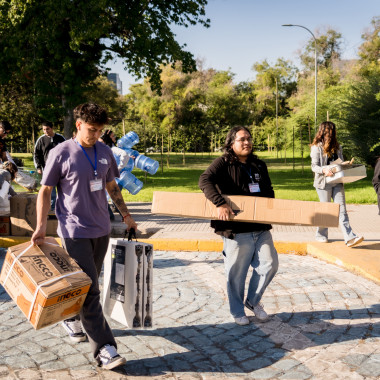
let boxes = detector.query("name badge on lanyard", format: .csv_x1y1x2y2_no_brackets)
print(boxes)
76,140,103,192
242,163,261,193
249,182,261,193
90,178,103,192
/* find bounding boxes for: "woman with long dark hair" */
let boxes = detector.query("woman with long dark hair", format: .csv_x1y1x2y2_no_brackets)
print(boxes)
199,126,278,325
310,121,363,247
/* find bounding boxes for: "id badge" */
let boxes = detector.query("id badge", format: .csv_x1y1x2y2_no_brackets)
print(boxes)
249,182,260,193
90,178,103,192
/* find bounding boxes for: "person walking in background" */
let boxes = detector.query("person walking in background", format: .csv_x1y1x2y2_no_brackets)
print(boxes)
99,129,131,173
199,126,278,326
31,103,137,370
99,129,130,220
310,121,364,247
33,121,65,210
372,156,380,215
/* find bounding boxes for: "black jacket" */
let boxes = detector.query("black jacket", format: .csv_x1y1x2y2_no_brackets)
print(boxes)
34,133,65,170
373,158,380,215
199,155,275,238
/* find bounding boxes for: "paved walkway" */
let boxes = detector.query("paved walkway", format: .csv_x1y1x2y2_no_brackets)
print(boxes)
0,203,379,378
1,249,380,379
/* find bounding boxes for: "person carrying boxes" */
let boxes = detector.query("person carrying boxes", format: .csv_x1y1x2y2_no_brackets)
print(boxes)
31,103,137,370
310,121,363,247
199,126,278,326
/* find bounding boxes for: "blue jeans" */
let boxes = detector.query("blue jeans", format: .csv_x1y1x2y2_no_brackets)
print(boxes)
222,231,278,318
316,183,357,243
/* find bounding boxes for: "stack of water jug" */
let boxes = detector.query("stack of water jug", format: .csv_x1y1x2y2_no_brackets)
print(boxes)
115,131,159,195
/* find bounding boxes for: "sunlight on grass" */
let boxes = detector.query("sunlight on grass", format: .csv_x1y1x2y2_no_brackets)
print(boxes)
11,152,377,204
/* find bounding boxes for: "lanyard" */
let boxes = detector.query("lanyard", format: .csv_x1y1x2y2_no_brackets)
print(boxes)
76,140,97,178
241,164,254,183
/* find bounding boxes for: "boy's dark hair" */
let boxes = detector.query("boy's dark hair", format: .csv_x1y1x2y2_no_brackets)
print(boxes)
41,121,53,129
0,121,12,132
222,126,256,163
73,103,109,125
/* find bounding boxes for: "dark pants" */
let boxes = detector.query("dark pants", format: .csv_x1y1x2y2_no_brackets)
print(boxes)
61,235,116,358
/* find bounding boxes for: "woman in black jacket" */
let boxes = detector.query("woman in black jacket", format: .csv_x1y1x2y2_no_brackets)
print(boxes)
199,126,278,326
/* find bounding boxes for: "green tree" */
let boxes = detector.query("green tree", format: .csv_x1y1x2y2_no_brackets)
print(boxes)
0,0,210,137
300,29,343,70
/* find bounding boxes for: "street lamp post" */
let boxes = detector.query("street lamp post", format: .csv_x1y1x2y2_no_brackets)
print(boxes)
282,24,318,134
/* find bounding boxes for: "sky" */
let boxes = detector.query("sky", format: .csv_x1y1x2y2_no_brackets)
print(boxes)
108,0,379,94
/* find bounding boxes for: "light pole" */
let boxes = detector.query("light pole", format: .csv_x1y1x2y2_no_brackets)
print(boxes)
282,24,318,134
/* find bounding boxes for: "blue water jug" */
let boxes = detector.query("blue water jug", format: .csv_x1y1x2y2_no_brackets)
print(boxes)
135,154,159,175
120,156,134,173
117,131,139,149
117,171,143,195
122,148,140,159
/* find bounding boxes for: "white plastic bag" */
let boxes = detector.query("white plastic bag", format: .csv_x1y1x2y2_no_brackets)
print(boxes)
14,171,36,191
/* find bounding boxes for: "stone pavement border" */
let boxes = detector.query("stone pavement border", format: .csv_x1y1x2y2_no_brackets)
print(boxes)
0,203,379,285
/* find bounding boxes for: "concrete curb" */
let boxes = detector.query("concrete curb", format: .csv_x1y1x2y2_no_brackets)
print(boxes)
0,236,307,254
0,237,378,285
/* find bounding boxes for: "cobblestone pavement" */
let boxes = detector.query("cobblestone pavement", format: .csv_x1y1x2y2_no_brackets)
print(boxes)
0,249,379,379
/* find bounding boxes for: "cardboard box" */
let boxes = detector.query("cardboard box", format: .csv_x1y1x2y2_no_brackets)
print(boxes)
152,191,340,228
325,164,367,184
0,216,10,236
102,239,153,328
10,193,58,236
0,237,92,330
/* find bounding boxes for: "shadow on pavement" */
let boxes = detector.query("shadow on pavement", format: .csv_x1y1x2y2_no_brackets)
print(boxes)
154,257,224,268
112,305,380,376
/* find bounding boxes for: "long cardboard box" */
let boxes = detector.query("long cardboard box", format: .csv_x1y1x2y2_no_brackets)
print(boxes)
10,193,58,236
0,237,92,329
152,191,339,227
102,239,153,328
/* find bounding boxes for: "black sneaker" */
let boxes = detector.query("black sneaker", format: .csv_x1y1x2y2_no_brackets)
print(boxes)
96,344,126,370
61,318,87,342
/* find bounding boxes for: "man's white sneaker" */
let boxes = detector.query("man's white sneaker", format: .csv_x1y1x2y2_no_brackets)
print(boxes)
234,316,250,325
96,344,126,370
346,236,364,248
245,300,269,321
61,318,87,343
315,236,328,243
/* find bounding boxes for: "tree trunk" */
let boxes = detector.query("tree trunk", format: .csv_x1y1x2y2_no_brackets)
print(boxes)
62,90,74,139
182,138,186,165
63,109,74,139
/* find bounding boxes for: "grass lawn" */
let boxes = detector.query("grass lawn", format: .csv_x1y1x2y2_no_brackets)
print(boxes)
11,151,377,204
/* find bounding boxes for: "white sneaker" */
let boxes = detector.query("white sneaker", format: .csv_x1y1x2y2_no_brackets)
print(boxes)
234,316,250,325
96,344,126,370
315,236,328,243
346,236,364,248
61,318,87,342
245,300,269,321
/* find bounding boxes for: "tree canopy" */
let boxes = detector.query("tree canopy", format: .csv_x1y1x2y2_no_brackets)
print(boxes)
0,0,210,136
